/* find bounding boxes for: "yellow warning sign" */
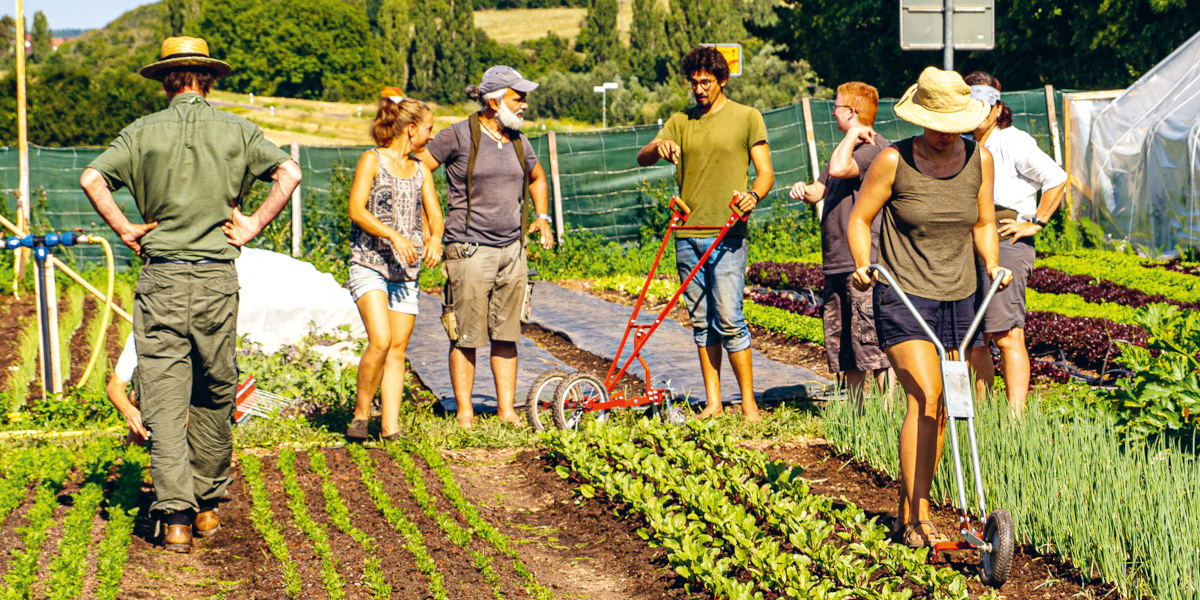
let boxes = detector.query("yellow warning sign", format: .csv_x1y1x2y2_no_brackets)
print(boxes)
703,43,743,77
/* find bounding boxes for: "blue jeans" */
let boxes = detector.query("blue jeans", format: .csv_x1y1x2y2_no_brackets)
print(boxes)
675,236,751,353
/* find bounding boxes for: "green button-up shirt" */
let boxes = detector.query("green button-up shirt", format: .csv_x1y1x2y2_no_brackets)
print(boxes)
89,92,291,261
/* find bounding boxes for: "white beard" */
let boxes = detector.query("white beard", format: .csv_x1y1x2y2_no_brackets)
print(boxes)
497,101,524,130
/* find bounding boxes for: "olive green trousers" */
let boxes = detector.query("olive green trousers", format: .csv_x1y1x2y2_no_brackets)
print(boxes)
133,261,239,515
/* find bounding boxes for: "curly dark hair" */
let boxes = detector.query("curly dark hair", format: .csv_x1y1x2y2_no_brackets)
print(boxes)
682,46,729,83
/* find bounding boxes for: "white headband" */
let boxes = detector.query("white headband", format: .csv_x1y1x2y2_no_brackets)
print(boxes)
970,85,1001,107
388,95,403,104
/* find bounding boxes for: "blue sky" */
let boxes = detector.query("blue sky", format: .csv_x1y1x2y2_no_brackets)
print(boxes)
20,0,152,31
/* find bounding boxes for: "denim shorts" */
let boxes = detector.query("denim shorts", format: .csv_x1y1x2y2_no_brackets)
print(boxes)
346,264,419,315
675,236,751,353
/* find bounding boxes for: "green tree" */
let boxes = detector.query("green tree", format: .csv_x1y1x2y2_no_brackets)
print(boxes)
406,0,440,98
0,16,15,58
376,0,410,87
196,0,384,100
576,0,622,68
519,32,585,78
628,0,669,81
433,0,475,102
0,63,161,146
773,0,1200,95
665,0,745,58
31,11,51,64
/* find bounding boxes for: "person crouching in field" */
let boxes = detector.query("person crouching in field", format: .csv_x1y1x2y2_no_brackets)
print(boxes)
344,90,444,442
636,46,774,422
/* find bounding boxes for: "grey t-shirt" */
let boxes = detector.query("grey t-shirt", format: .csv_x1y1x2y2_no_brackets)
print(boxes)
818,134,890,274
427,118,538,247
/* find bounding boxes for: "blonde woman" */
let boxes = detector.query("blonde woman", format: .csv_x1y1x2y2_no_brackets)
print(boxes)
345,89,444,441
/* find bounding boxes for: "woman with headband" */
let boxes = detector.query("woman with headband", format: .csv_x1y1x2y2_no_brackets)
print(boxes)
964,71,1068,415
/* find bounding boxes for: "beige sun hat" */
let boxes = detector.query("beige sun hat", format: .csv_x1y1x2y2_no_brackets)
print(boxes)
894,67,990,134
139,36,232,81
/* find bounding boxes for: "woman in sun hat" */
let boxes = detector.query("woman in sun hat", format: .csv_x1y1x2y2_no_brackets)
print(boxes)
845,66,1011,548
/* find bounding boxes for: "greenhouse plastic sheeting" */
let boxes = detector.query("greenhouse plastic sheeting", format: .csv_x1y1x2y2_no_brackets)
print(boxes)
1078,30,1200,252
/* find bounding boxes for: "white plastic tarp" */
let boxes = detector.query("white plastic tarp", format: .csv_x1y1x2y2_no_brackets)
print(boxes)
235,248,364,352
1079,29,1200,252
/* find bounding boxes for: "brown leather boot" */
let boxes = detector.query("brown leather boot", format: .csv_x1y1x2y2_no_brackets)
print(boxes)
194,509,220,538
163,513,192,553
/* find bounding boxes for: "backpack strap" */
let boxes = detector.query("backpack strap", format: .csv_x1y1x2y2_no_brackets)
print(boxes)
465,112,533,244
466,113,481,231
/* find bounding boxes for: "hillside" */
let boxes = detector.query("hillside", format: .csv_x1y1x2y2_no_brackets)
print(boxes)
473,0,631,45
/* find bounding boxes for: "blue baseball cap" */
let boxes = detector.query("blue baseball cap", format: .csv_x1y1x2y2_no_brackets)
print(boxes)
479,65,539,95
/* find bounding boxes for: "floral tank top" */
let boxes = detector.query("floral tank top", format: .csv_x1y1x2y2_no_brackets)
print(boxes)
349,149,424,281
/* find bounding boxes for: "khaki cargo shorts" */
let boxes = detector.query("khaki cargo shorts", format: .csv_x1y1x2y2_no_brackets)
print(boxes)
441,239,529,349
822,273,890,373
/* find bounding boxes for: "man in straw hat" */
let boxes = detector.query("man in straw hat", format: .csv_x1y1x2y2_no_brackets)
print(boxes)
845,66,1009,547
80,36,302,552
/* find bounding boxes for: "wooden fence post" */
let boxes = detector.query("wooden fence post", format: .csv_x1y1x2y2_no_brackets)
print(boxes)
547,131,565,244
290,143,302,257
1045,85,1063,166
801,97,823,216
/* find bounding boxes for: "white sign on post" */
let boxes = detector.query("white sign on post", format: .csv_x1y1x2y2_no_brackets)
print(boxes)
899,0,995,50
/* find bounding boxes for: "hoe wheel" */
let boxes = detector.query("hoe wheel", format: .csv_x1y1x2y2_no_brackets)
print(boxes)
524,369,568,432
552,372,609,430
980,509,1015,587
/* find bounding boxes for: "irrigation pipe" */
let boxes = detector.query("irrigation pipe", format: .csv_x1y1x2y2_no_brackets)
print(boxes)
74,234,115,388
0,212,132,324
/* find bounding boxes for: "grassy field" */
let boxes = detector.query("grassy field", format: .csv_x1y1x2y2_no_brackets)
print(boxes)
209,90,598,146
473,0,633,45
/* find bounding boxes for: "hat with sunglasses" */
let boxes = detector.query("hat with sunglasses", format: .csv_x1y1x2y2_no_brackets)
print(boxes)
894,67,990,134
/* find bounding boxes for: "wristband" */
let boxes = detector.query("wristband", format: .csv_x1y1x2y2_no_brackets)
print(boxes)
535,213,552,222
1030,216,1046,227
747,191,760,202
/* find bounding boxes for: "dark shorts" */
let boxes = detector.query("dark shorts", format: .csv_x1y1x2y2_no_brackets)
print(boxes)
873,283,983,352
980,240,1035,333
822,274,890,373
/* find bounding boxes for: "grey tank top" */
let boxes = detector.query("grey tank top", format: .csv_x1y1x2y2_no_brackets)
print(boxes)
879,137,982,301
349,149,424,281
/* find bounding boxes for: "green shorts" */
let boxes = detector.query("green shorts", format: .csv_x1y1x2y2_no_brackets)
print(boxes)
441,239,528,349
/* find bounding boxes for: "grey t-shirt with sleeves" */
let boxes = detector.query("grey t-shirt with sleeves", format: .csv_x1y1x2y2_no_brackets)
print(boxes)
818,134,890,274
427,118,538,247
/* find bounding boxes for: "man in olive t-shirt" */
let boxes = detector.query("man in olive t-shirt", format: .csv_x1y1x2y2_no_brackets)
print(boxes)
80,37,301,553
636,46,774,422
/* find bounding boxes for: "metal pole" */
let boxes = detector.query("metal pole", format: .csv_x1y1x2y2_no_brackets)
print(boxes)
602,89,608,129
290,142,302,257
13,0,28,290
943,0,954,70
547,131,565,244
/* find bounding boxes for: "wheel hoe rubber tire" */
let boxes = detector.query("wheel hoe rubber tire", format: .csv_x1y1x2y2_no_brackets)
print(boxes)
524,369,568,431
552,372,608,430
980,509,1015,587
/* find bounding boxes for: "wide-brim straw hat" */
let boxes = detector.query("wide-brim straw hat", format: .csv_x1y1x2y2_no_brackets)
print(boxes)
139,36,231,81
894,67,990,134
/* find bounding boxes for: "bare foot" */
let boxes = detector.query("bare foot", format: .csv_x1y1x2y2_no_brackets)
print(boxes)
496,411,522,424
696,404,723,419
740,405,762,423
457,412,475,428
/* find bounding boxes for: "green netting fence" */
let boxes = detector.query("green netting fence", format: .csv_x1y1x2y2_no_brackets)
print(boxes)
1,89,1063,268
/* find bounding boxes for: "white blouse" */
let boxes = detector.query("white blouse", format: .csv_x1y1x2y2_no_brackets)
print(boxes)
981,126,1067,219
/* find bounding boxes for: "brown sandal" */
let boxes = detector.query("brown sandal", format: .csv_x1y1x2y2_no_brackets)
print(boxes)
902,519,943,548
345,418,369,441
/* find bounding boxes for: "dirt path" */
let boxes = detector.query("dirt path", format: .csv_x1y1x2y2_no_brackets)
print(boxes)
446,447,691,600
